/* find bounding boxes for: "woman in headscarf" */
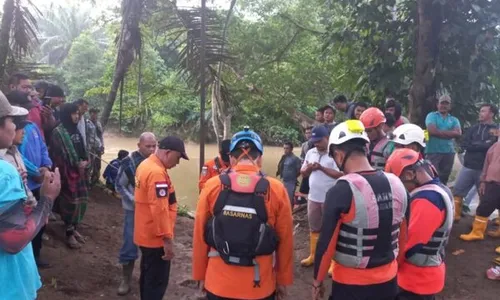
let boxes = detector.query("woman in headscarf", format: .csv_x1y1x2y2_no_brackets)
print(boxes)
49,103,89,249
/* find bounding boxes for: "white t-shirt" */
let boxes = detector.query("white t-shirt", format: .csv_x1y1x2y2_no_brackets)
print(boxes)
302,147,339,203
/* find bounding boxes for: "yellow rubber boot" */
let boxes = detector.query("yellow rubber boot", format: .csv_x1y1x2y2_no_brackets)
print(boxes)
496,246,500,255
328,260,335,277
301,232,319,267
454,196,463,222
460,216,488,241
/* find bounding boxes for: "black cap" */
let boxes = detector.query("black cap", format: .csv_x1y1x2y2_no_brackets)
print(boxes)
45,84,65,98
158,136,189,160
12,116,29,130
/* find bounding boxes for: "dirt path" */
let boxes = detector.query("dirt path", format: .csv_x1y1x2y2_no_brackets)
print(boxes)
37,187,499,300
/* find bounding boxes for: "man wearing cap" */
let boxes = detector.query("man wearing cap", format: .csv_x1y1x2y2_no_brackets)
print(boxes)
425,95,461,185
199,139,231,192
6,91,53,268
0,90,61,300
134,136,188,300
300,125,343,273
87,108,104,186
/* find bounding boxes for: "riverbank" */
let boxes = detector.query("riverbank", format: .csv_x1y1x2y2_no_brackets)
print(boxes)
36,186,499,300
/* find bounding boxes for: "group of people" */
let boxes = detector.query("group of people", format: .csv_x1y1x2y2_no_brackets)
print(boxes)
2,78,500,300
0,73,109,299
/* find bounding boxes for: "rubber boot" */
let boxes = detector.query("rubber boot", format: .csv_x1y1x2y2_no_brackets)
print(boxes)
454,196,463,222
496,246,500,255
460,216,488,241
494,257,500,266
117,261,135,296
495,216,500,226
301,232,319,267
328,260,335,277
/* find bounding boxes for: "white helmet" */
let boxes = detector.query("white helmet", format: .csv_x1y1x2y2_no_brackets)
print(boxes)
392,123,426,147
329,120,370,147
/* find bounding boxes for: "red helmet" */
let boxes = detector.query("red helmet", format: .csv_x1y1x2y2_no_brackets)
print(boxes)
385,148,420,177
359,107,386,129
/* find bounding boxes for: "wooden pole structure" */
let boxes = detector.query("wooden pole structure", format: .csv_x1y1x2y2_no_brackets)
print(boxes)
199,0,207,172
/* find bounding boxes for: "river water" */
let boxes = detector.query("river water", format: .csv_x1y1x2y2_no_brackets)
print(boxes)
101,135,287,209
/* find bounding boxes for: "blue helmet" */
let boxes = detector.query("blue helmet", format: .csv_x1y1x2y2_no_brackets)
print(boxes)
230,126,263,154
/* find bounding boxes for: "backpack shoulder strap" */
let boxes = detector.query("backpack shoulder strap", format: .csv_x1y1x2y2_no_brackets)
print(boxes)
253,175,270,222
213,172,232,215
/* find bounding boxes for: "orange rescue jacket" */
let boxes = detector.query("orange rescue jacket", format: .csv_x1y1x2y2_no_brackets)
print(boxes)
134,154,177,248
198,156,229,192
192,164,294,299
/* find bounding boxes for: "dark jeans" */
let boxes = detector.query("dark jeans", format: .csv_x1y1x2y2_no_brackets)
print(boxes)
396,288,435,300
139,247,171,300
206,291,275,300
31,188,44,259
329,277,398,300
119,210,139,264
426,153,455,185
477,182,500,217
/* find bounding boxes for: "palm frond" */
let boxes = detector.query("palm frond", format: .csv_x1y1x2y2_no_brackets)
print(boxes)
11,0,40,58
162,5,232,91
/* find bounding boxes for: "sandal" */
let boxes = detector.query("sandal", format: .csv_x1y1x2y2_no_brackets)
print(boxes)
66,235,82,249
73,230,86,244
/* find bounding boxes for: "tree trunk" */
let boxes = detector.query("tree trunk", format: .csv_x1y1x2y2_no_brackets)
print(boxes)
408,0,443,126
211,86,223,143
223,114,231,139
100,0,142,128
0,0,15,83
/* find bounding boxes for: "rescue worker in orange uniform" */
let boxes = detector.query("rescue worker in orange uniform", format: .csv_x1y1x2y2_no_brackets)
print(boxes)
312,120,408,300
134,136,188,300
192,127,294,300
199,139,231,191
385,149,453,300
360,107,391,171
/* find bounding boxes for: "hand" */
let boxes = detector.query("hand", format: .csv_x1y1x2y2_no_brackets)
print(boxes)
162,238,175,260
276,285,287,300
195,281,207,300
311,281,325,300
311,162,321,171
40,105,52,118
479,182,486,196
40,168,61,201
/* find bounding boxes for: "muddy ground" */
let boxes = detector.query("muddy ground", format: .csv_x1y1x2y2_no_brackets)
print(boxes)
37,187,499,300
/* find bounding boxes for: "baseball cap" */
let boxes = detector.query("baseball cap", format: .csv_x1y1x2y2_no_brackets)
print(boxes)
6,90,34,110
309,125,329,143
45,84,65,98
438,95,451,104
158,136,189,160
0,90,28,118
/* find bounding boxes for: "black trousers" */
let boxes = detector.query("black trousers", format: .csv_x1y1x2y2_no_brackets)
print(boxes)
206,291,275,300
139,247,171,300
477,182,500,217
299,175,310,195
396,288,435,300
329,277,398,300
31,188,44,259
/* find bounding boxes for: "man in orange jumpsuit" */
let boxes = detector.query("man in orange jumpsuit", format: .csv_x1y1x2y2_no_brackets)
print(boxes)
192,127,294,300
385,148,453,300
199,139,231,191
134,136,188,300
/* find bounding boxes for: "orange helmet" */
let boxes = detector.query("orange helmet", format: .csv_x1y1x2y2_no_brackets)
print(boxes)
359,107,386,129
385,148,420,177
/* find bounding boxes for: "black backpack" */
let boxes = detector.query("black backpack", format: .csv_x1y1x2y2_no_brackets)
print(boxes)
204,171,279,287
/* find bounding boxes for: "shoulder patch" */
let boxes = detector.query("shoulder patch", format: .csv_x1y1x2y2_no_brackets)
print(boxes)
155,181,169,198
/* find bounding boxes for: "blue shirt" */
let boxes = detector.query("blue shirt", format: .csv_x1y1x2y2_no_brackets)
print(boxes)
425,111,461,154
18,122,53,190
0,160,41,300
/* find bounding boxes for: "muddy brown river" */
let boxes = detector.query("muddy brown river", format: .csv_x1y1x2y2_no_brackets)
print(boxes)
101,135,288,209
